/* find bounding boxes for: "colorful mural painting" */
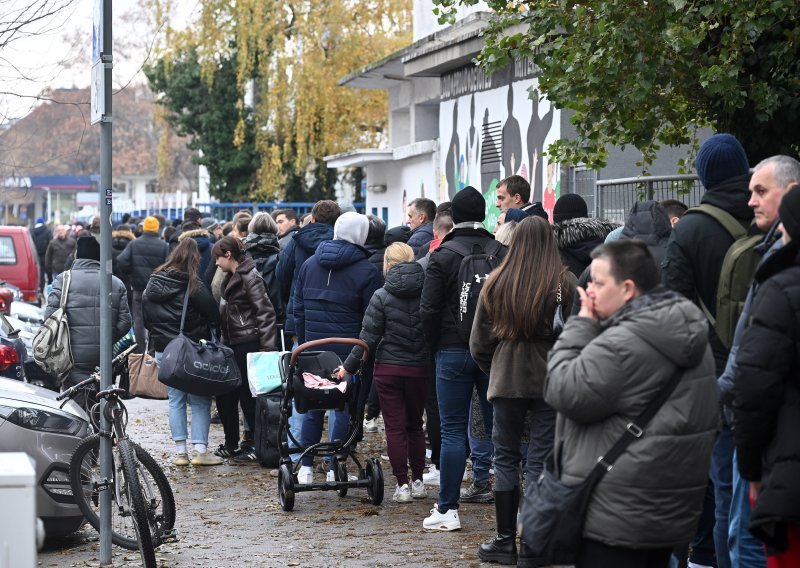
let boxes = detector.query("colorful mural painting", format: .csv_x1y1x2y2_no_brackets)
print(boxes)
439,59,561,229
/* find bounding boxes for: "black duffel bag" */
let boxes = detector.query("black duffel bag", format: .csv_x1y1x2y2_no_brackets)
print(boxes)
158,288,241,396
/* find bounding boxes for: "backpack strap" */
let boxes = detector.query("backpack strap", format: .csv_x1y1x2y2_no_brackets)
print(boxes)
686,204,747,240
59,270,71,309
440,240,472,258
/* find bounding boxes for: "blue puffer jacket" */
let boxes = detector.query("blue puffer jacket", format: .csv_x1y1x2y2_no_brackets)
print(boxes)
294,239,382,359
277,223,334,335
178,228,213,282
407,222,434,254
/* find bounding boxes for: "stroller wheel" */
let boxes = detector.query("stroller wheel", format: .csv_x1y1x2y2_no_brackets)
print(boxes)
335,462,348,498
278,464,295,511
366,458,384,505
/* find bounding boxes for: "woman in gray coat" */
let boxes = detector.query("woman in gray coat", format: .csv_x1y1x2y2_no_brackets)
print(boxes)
544,240,718,568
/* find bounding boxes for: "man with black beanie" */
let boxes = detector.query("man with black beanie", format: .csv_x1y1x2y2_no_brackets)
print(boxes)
420,186,507,532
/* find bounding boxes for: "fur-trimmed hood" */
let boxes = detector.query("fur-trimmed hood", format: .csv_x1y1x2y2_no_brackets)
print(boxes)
112,230,135,242
178,228,211,242
552,217,619,250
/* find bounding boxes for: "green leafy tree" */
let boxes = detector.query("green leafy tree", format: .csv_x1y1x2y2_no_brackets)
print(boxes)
433,0,800,168
145,46,260,202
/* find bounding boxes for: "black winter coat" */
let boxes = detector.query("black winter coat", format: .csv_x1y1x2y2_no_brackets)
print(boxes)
44,259,131,384
244,232,284,323
31,225,52,260
117,233,170,291
365,244,386,283
662,173,755,373
552,217,619,277
620,200,672,269
343,261,428,373
732,244,800,551
420,223,507,351
141,270,220,352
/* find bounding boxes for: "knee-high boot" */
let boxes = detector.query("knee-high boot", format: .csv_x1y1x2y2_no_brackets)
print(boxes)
478,487,520,564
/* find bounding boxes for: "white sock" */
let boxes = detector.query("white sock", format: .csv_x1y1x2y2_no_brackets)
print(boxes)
688,563,714,568
175,441,187,454
194,443,207,454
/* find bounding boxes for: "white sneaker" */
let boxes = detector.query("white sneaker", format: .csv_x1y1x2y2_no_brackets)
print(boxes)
422,464,440,486
297,465,313,485
363,418,379,433
393,484,412,503
411,479,428,499
423,504,461,531
326,470,358,482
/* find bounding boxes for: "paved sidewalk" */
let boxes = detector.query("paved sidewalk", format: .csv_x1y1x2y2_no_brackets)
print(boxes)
39,397,494,567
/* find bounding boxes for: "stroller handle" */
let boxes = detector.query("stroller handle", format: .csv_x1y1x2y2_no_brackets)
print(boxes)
290,338,370,367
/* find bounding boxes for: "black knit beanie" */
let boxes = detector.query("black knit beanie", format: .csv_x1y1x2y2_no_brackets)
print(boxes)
553,193,588,223
451,186,486,224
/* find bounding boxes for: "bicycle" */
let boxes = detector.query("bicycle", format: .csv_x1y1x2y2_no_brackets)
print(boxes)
58,351,176,567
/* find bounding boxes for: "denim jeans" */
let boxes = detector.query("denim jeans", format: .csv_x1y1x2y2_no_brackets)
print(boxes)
711,425,735,568
154,352,213,445
435,347,491,512
299,408,350,467
729,449,767,568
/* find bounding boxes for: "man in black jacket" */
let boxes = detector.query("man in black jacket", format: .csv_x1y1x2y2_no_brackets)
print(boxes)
118,216,169,353
420,186,507,532
661,133,753,568
31,218,52,292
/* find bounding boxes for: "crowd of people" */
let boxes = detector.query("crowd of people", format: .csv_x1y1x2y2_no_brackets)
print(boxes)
35,132,800,567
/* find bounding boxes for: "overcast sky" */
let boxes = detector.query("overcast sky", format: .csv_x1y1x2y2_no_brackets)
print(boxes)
0,0,196,122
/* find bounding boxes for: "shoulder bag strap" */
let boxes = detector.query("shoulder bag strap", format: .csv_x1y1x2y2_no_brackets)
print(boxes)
59,270,71,309
178,285,190,335
587,365,685,482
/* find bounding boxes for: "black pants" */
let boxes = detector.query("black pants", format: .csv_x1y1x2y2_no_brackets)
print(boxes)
577,539,672,568
424,367,440,468
365,379,381,420
216,341,258,449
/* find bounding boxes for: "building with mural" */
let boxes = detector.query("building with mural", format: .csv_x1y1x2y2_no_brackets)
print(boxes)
326,1,697,229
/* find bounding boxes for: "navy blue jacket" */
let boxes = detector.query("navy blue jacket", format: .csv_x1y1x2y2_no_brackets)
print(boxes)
178,228,213,283
407,222,434,254
277,223,334,334
294,239,382,360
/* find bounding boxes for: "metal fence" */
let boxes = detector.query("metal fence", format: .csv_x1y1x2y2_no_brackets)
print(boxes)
573,172,705,224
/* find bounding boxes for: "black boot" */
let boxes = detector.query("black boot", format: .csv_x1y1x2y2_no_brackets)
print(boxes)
516,539,539,568
478,487,520,565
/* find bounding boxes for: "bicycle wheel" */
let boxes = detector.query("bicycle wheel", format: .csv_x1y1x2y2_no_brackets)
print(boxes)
118,438,157,568
70,435,175,550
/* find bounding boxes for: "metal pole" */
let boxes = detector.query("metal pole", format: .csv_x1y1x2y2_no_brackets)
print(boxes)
98,0,113,564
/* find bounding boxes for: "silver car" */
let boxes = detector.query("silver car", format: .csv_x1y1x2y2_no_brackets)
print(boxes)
0,377,91,538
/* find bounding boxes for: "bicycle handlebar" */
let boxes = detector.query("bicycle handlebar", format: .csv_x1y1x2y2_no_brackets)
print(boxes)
55,375,99,401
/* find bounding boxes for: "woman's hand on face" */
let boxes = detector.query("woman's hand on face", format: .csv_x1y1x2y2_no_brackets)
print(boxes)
577,287,597,320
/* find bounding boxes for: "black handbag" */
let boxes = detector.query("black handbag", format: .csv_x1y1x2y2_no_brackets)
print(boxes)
158,287,241,396
520,366,685,565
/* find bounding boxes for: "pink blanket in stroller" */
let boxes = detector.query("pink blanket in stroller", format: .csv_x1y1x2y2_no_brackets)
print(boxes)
302,372,347,394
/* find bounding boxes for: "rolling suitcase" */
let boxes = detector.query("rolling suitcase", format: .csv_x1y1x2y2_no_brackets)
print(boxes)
254,392,285,468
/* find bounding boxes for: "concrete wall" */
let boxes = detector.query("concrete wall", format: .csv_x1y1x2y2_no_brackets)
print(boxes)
364,150,439,228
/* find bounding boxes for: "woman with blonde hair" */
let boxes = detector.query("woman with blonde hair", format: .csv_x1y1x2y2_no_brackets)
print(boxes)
470,216,576,564
339,242,431,503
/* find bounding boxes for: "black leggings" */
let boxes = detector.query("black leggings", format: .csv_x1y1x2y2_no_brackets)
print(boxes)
216,340,258,449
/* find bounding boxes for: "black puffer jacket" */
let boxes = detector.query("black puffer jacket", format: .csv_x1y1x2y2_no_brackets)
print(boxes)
220,256,277,350
365,244,387,283
620,201,672,268
244,232,284,323
343,261,428,373
141,270,220,352
421,223,507,351
31,224,52,261
552,217,619,276
662,173,754,373
732,244,800,551
117,233,170,291
44,259,131,384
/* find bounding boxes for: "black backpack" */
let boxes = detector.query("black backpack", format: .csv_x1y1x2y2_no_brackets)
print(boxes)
440,239,505,342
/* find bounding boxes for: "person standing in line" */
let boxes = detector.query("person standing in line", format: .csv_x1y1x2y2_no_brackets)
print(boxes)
44,225,76,282
470,216,576,564
546,240,718,568
732,186,800,565
406,198,436,256
31,217,52,293
118,216,170,354
212,236,277,461
142,238,223,466
274,208,299,249
338,242,430,503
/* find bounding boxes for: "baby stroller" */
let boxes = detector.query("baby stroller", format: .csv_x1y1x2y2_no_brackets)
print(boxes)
276,338,384,511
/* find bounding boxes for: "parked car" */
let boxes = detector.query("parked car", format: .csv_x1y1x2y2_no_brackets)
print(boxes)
0,312,25,382
0,226,41,304
0,377,90,538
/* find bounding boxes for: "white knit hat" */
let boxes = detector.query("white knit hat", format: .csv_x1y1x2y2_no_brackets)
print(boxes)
333,211,369,246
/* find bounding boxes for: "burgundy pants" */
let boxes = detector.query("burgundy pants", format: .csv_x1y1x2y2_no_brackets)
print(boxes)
373,363,429,486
